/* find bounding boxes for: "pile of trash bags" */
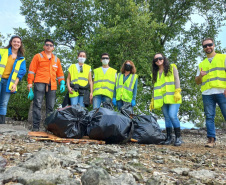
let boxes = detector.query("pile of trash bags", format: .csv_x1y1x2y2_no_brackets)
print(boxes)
44,102,165,144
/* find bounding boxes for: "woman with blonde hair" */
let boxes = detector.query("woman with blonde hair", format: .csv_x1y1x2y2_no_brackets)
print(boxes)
113,60,138,110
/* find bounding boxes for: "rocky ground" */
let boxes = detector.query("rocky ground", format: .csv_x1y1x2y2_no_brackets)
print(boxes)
0,121,226,185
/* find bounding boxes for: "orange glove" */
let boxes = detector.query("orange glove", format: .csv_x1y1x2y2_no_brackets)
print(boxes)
174,88,181,102
149,98,154,111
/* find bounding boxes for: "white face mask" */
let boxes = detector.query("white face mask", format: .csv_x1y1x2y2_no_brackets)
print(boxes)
102,59,109,65
78,57,86,63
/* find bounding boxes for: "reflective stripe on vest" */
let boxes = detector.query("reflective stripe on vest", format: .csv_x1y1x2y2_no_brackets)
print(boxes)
9,58,24,91
116,73,137,102
153,64,181,109
68,63,91,98
0,49,9,81
199,54,226,92
93,67,117,99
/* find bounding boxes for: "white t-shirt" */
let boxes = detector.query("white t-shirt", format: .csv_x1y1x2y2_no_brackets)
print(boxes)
75,63,92,73
93,67,117,79
196,56,226,95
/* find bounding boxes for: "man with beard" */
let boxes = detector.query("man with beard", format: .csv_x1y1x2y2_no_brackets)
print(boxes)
195,38,226,148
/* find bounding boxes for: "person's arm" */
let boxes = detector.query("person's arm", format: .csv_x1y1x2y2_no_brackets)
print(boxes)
173,66,180,89
132,78,138,100
11,78,19,93
27,55,39,90
56,58,65,84
67,72,73,94
195,66,206,85
88,71,93,101
17,59,26,81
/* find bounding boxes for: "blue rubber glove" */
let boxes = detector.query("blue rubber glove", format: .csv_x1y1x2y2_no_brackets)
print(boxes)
112,98,117,106
28,88,34,100
131,99,136,107
60,80,65,93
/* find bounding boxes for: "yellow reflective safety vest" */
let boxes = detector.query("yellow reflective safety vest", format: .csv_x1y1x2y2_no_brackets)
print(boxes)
153,64,182,109
198,54,226,92
68,63,91,98
116,73,138,102
93,67,117,99
0,48,25,92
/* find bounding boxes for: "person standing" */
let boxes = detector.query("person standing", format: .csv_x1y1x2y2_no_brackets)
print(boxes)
66,51,93,107
112,60,138,110
93,53,117,109
0,36,26,124
27,39,65,131
195,38,226,148
150,53,182,146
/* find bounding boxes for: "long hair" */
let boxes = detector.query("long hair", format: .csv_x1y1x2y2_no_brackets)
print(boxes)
5,36,25,57
152,53,171,83
121,60,136,74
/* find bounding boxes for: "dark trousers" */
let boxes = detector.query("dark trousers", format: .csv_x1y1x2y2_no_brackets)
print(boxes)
33,83,56,128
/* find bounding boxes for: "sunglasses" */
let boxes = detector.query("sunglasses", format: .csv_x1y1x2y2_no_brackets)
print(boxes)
45,44,54,47
153,57,163,62
203,43,213,48
102,57,109,60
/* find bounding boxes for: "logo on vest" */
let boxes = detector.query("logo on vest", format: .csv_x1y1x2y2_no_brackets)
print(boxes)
52,64,58,68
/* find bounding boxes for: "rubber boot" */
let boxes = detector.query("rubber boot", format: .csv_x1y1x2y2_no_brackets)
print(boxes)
0,115,5,124
164,127,173,145
174,127,182,146
32,123,40,132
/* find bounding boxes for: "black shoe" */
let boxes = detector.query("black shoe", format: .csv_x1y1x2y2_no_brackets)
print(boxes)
31,127,39,132
174,127,183,146
0,115,5,124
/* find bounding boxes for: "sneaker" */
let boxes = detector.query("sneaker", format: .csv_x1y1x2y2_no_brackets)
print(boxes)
205,137,216,148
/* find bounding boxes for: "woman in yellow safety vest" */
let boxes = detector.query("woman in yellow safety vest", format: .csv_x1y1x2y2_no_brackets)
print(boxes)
0,36,26,124
112,60,138,110
149,53,182,146
67,51,93,107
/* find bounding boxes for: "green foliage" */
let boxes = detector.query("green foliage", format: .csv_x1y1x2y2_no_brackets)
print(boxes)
3,0,226,128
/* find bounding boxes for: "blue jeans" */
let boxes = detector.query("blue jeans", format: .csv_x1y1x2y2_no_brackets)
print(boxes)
162,104,180,128
202,93,226,139
70,96,84,107
0,78,11,115
93,95,111,109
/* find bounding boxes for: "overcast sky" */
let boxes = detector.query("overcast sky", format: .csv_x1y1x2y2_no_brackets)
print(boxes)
0,0,225,48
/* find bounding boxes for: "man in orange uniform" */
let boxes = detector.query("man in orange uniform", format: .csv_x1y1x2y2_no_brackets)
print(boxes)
27,39,65,131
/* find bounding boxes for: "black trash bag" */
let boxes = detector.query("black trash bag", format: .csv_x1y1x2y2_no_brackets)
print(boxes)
44,105,89,138
87,107,134,144
132,113,166,144
120,102,133,117
83,89,90,107
62,91,71,108
102,102,114,110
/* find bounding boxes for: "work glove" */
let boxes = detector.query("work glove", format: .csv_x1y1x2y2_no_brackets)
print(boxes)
174,88,182,102
28,88,34,100
60,80,65,93
131,99,136,107
112,98,117,106
149,98,154,111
